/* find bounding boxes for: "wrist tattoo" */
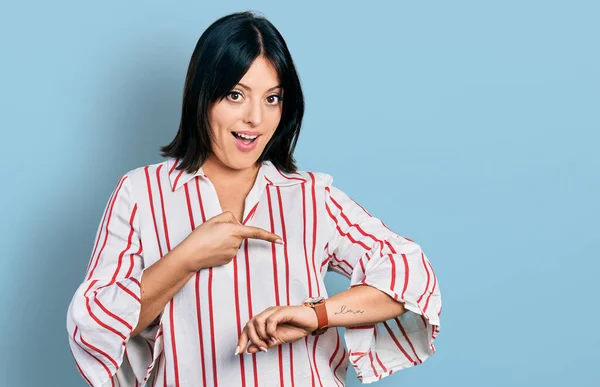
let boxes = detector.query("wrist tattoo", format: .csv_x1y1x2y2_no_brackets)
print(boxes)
333,305,364,315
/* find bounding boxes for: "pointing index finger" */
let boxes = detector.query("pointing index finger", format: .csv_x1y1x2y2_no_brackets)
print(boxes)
238,225,284,245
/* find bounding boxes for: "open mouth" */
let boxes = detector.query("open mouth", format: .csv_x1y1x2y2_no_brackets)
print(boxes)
232,131,259,144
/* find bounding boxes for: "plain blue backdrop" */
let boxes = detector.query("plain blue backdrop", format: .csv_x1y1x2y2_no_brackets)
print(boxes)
1,1,598,386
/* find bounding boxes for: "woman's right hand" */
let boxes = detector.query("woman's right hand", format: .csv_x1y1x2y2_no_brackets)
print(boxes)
177,211,283,272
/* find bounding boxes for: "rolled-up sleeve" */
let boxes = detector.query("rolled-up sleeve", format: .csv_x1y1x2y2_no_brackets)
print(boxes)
66,174,162,387
324,182,441,384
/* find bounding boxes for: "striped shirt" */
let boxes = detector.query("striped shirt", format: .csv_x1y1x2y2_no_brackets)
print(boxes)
66,158,442,387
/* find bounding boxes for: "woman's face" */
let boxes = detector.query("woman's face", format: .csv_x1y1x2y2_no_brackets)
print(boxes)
208,56,283,171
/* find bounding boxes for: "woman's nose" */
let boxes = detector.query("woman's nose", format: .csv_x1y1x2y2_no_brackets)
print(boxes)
243,99,263,127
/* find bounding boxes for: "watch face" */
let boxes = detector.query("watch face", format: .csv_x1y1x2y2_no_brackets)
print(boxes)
305,296,324,304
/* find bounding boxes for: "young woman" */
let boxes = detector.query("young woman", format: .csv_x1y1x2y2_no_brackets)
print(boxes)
67,11,441,387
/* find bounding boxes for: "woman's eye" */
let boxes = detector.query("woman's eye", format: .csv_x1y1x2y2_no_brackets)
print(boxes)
227,91,242,101
266,94,282,105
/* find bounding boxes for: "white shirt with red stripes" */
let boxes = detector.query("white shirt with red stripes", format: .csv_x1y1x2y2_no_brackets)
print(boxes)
66,158,442,387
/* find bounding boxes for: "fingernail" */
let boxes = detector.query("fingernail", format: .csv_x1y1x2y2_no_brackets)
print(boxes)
270,337,277,343
234,346,240,355
274,239,284,245
259,346,268,352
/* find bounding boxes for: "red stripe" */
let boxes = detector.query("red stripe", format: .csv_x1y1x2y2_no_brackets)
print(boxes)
94,297,132,331
330,253,353,277
311,335,324,387
423,259,437,314
326,191,383,251
244,232,260,386
157,165,180,387
115,282,141,303
347,325,374,330
74,358,93,386
156,165,172,252
168,158,179,175
73,326,114,381
83,281,126,340
382,321,416,365
184,183,195,229
373,329,388,372
87,177,121,273
129,277,141,288
276,186,295,387
152,353,162,387
243,202,259,225
327,331,343,387
325,203,371,251
388,254,397,297
400,253,409,300
109,204,138,284
145,166,164,258
275,187,291,306
416,252,431,304
87,177,128,280
208,267,219,387
195,178,207,222
359,255,366,275
367,351,379,377
125,243,142,278
233,239,246,387
192,179,208,387
299,181,315,387
265,186,285,386
320,255,329,271
79,331,119,369
306,174,325,386
308,173,321,297
275,168,307,183
173,169,185,191
326,185,403,239
143,338,153,357
195,272,208,386
394,317,422,363
331,330,346,386
301,183,312,297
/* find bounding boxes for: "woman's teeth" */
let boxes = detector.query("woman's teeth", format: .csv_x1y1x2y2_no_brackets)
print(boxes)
233,132,258,141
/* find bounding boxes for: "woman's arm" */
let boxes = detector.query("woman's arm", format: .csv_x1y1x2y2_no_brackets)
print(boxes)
325,284,405,328
133,210,284,337
131,245,195,337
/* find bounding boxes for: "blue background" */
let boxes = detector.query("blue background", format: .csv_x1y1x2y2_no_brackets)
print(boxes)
1,1,598,386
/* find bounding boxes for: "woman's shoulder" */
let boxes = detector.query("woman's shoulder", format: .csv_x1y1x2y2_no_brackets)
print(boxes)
267,161,334,189
116,159,173,192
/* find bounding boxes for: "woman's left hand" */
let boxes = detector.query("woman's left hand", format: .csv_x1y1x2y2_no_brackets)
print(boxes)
236,305,319,355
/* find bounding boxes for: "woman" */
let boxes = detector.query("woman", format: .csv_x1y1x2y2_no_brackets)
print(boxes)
67,11,441,387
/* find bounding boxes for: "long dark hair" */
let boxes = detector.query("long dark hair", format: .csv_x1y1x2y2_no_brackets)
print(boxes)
161,11,305,174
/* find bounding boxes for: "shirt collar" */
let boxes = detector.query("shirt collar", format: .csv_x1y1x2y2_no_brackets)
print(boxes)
166,158,307,192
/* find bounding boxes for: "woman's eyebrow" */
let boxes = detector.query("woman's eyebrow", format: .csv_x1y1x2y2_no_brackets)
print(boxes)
237,82,282,92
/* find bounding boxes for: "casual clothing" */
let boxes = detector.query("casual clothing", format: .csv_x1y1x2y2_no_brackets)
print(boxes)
66,158,441,386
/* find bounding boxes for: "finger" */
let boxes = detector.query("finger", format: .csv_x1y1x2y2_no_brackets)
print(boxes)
245,320,269,353
265,311,287,343
236,328,249,355
253,317,274,347
246,342,261,354
253,307,278,345
237,225,283,244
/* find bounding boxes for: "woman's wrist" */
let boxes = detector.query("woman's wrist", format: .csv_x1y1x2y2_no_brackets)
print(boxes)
168,242,204,274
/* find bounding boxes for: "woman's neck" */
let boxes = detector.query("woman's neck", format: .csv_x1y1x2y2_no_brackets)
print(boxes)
201,153,261,188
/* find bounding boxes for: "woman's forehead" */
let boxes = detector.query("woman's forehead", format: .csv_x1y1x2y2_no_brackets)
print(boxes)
236,57,281,91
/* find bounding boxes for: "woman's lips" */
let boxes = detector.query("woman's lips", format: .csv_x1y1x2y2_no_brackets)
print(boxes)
232,132,260,152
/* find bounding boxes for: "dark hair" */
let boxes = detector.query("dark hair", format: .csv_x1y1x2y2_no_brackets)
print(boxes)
161,11,305,174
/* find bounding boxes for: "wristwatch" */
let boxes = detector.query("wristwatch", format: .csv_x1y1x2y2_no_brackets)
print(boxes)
301,296,329,336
